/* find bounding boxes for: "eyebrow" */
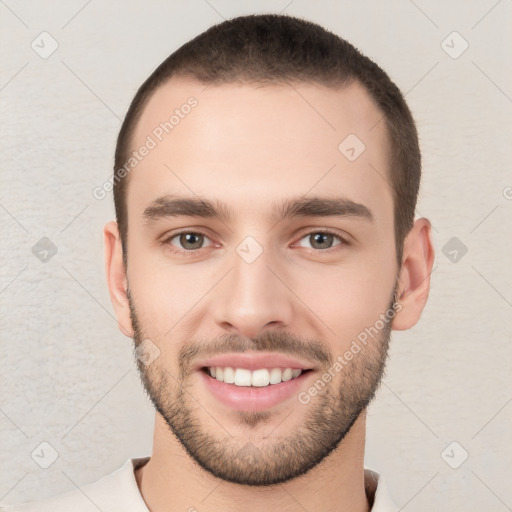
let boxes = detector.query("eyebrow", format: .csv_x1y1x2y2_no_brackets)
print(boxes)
142,194,374,224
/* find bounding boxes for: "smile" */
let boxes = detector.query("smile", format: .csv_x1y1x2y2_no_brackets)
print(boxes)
204,366,307,387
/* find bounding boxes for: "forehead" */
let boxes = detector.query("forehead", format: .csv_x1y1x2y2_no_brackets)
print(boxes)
127,77,392,226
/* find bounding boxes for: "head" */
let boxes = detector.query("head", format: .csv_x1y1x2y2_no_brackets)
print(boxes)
104,14,434,486
113,14,421,267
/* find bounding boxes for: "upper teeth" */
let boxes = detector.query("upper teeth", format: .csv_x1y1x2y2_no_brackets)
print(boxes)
208,367,302,387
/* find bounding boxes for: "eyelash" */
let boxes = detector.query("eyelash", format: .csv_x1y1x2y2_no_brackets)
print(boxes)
161,228,349,256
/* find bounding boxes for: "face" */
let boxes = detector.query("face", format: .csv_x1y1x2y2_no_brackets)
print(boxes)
122,78,399,485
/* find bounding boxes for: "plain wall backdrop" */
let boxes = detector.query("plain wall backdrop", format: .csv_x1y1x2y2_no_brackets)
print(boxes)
1,1,511,510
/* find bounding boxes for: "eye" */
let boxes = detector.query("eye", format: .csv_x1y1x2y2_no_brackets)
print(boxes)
161,229,348,255
296,230,346,251
164,231,213,252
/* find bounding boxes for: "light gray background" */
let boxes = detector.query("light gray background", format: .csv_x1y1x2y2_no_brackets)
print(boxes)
1,0,511,510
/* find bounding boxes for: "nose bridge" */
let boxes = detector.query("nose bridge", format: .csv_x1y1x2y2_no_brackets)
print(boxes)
212,236,293,337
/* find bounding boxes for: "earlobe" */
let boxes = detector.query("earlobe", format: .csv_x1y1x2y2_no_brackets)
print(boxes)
392,218,435,331
103,221,134,338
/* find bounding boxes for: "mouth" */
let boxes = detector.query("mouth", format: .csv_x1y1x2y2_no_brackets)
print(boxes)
201,366,312,387
196,352,316,412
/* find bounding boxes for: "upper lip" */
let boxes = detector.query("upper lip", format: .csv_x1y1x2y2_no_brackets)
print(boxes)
195,352,315,372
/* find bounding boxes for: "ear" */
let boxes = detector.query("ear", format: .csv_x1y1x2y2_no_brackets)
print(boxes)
392,217,435,330
103,221,134,337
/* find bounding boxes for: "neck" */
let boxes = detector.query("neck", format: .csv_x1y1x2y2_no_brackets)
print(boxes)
135,412,371,512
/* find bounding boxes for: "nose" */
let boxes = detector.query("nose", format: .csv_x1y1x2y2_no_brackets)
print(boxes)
211,243,294,339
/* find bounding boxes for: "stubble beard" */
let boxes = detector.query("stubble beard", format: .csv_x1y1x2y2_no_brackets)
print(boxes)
129,287,397,486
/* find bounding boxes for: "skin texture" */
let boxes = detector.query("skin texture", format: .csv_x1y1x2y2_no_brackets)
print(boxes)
104,78,435,512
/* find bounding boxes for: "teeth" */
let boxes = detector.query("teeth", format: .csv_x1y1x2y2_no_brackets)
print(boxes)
269,368,282,384
251,369,269,387
234,368,252,386
223,366,235,384
282,368,292,382
208,367,303,386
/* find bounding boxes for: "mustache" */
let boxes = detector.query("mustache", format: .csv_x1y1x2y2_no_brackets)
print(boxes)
178,331,333,378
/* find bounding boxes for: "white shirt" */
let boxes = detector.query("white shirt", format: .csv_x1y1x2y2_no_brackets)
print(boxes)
1,457,399,511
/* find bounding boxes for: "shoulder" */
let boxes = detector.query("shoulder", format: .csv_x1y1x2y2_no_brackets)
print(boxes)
1,486,99,512
364,467,399,512
0,457,150,512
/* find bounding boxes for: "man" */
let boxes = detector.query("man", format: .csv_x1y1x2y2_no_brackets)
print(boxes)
4,13,434,512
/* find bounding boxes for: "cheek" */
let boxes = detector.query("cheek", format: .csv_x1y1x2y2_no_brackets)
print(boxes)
127,253,221,338
290,253,396,347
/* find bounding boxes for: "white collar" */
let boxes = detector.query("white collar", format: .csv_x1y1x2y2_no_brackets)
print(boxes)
127,457,398,511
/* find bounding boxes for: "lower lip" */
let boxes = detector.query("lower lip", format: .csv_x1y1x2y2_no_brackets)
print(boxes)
199,370,311,412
